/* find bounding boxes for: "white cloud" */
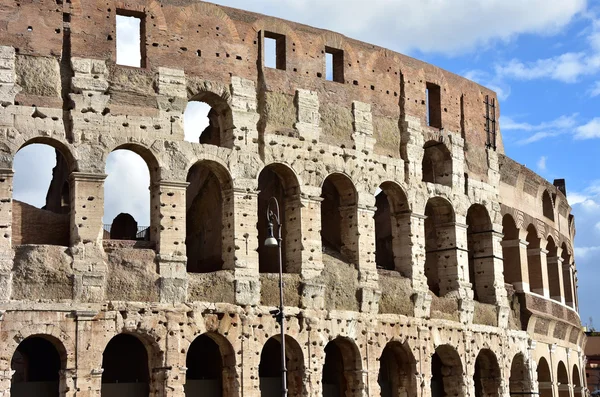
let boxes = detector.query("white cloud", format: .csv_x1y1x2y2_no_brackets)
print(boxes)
211,0,586,55
500,114,580,144
116,15,141,67
574,117,600,139
588,80,600,97
13,144,56,208
537,156,547,171
575,245,600,259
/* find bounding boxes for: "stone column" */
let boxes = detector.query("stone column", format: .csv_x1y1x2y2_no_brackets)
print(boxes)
73,310,101,397
352,101,375,154
500,238,530,292
0,46,20,104
70,172,107,303
232,179,260,305
295,89,321,142
394,212,431,317
0,169,13,302
153,180,188,304
563,263,575,308
0,369,14,397
528,246,550,298
356,203,380,313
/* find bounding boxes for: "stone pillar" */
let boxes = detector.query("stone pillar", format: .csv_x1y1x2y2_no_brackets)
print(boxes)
500,238,530,292
528,247,550,298
547,255,565,304
394,212,431,317
153,180,188,304
563,263,575,308
70,172,107,303
352,101,375,154
0,169,13,302
299,187,325,310
295,89,321,142
156,67,187,141
0,46,19,104
356,203,380,313
232,179,260,305
0,369,14,397
73,311,101,397
231,77,260,149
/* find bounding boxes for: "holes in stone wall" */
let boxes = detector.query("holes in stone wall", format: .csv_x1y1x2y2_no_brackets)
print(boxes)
101,334,150,396
325,46,344,83
116,11,145,68
11,336,62,397
263,31,286,70
426,82,442,128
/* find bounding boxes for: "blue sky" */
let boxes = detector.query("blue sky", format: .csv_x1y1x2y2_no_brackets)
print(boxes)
11,0,600,325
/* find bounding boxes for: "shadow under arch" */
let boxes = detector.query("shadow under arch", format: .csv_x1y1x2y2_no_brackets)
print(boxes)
378,340,417,397
422,140,452,186
259,334,306,397
375,181,410,272
323,336,363,397
537,357,552,397
473,348,501,397
424,197,456,296
509,352,533,395
466,203,494,303
431,344,464,397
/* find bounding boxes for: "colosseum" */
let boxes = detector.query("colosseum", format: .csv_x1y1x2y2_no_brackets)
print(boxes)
0,1,587,397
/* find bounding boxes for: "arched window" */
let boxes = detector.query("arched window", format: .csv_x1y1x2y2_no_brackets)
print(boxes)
11,336,63,397
542,191,554,221
101,334,150,397
546,237,561,302
104,149,152,244
561,244,574,308
259,336,305,396
473,349,501,397
509,353,532,396
422,141,452,186
321,174,358,264
526,225,543,295
431,345,464,397
501,214,523,290
323,338,362,397
184,91,234,148
186,161,233,272
537,357,552,397
257,164,301,273
424,197,455,296
185,333,236,397
374,182,409,272
573,364,583,397
466,204,493,302
378,342,417,397
13,143,71,246
557,362,569,397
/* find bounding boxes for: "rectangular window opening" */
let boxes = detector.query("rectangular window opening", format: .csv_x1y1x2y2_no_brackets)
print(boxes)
325,47,344,83
426,82,442,128
116,11,145,68
263,31,286,70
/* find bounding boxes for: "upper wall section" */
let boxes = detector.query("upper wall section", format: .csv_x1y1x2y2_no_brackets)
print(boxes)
0,0,503,159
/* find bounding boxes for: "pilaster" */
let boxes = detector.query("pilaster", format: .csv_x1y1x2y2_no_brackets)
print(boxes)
352,101,375,154
0,169,13,301
231,76,260,149
295,89,321,142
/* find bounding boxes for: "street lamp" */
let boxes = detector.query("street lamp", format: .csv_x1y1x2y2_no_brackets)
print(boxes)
264,197,288,397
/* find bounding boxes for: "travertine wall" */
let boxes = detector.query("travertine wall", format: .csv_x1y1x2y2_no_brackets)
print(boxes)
0,1,586,397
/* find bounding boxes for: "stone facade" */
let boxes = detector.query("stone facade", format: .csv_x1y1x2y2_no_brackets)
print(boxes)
0,1,586,397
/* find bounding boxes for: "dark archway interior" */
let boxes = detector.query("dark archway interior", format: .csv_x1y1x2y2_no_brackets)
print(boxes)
474,349,501,397
537,358,552,397
101,334,150,397
424,198,455,296
375,191,394,270
185,334,223,397
258,168,288,273
321,178,343,254
259,336,304,397
509,353,532,395
502,214,520,286
431,346,464,397
542,191,554,221
11,337,61,397
378,342,416,397
422,141,452,186
431,353,444,397
466,204,492,302
323,341,346,397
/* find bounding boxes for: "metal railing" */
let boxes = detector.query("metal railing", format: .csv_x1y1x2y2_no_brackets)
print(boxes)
103,224,150,241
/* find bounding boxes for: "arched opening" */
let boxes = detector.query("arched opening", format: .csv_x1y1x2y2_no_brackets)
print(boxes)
378,341,417,397
259,336,305,396
526,225,543,295
537,357,552,397
431,345,464,397
573,364,583,397
184,91,234,148
12,143,71,246
258,164,301,273
321,174,358,264
422,140,452,187
104,149,152,243
473,349,501,397
509,353,532,396
542,191,554,221
323,337,362,397
466,204,494,302
101,334,150,397
561,244,574,307
546,236,561,302
11,336,63,397
186,161,233,272
375,182,409,272
185,333,236,397
502,214,524,290
557,361,569,397
424,197,456,296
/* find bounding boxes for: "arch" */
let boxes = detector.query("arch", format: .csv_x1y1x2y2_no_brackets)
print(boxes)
557,361,569,397
424,197,456,296
526,224,544,295
258,163,301,273
321,173,358,264
561,242,574,307
537,357,552,397
378,341,417,397
11,335,66,397
502,214,524,290
422,140,452,186
466,204,494,302
375,182,409,271
185,332,237,397
259,335,305,397
12,143,71,246
101,334,150,397
18,136,77,172
431,345,464,397
186,160,234,272
546,236,562,302
473,349,501,397
542,190,554,221
185,89,234,148
572,364,584,397
322,337,363,397
509,353,533,396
